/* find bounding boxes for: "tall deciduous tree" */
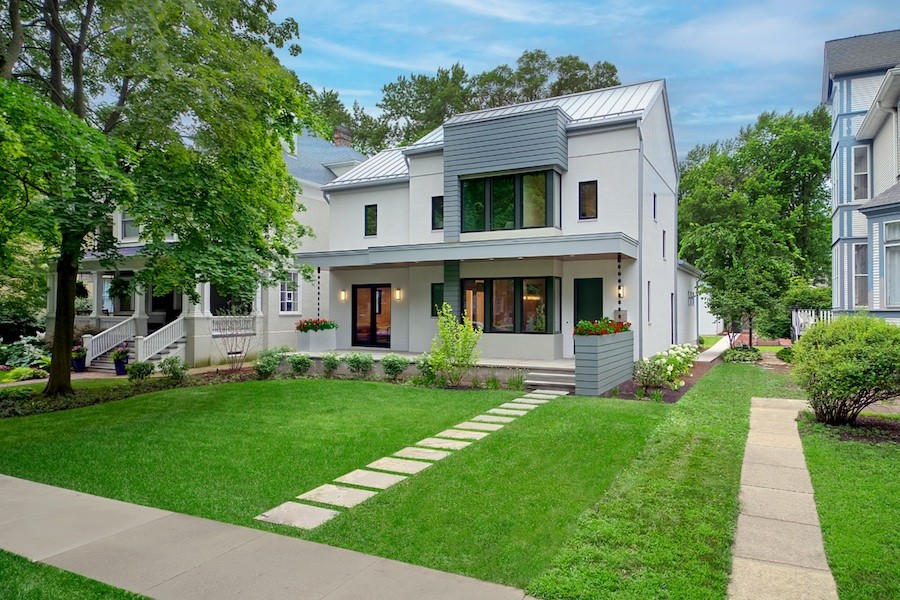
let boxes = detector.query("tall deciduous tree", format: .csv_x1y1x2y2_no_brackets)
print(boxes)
1,1,316,394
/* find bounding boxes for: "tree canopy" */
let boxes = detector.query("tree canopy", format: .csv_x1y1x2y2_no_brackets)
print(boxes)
1,0,317,394
678,107,832,341
311,49,620,153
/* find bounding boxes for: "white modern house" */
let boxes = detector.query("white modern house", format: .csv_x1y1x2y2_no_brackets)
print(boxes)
51,131,364,368
824,30,900,322
298,80,700,360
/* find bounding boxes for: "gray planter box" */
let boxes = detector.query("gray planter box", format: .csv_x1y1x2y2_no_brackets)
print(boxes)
296,329,337,352
574,330,634,396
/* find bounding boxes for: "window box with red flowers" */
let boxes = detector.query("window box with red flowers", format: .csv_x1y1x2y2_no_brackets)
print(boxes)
295,319,338,352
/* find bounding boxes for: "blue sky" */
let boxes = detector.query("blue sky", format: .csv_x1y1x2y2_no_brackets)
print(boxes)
273,1,900,157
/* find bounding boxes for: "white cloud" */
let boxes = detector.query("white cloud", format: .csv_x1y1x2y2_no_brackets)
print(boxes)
434,0,653,27
304,36,451,73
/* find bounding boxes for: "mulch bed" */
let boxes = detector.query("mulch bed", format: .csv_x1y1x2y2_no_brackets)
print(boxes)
834,416,900,444
603,359,717,404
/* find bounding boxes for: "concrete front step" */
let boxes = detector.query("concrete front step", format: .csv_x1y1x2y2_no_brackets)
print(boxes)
525,369,575,393
87,339,185,373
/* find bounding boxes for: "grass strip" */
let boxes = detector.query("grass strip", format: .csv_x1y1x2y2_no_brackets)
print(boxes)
528,364,803,599
0,549,142,599
307,396,668,587
800,419,900,600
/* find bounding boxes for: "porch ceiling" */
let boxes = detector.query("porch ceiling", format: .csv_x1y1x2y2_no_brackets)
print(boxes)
295,232,638,269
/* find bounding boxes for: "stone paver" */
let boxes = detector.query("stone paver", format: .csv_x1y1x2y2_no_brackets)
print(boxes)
393,447,452,461
334,469,407,490
499,402,537,410
522,393,557,400
255,501,339,529
488,408,529,416
513,398,549,405
367,457,433,474
297,484,377,509
532,389,568,395
728,397,838,600
472,414,516,423
416,437,472,450
454,421,504,432
435,428,489,440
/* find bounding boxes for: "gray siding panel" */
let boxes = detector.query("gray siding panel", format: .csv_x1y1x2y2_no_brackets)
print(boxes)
444,107,569,242
443,261,461,316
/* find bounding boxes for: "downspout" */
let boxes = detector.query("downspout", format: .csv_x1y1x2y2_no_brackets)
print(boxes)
637,119,644,359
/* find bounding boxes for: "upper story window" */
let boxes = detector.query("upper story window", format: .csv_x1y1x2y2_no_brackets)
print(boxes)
853,243,868,308
579,181,597,220
662,230,667,259
432,196,444,230
364,204,377,236
461,170,553,233
652,193,658,220
280,271,300,314
886,222,900,308
121,211,140,239
852,146,869,201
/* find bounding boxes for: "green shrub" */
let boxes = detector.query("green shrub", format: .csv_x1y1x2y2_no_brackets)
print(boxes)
0,336,50,368
126,361,155,382
697,336,706,347
506,371,525,391
649,390,664,403
322,352,342,378
157,356,188,383
793,315,900,425
776,346,793,363
412,353,436,386
380,353,409,381
722,347,761,363
345,352,374,378
254,346,291,379
288,353,313,376
633,343,700,390
428,302,482,387
485,370,501,390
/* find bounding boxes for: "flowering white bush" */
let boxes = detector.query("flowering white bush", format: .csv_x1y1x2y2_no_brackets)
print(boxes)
633,343,700,391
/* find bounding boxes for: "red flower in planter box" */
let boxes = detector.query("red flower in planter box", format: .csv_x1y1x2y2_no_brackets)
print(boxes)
573,318,631,336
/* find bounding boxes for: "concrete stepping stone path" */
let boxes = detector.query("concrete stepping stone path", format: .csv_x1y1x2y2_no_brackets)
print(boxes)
334,469,407,490
393,447,452,461
298,484,377,508
255,502,339,529
257,390,565,531
367,457,433,475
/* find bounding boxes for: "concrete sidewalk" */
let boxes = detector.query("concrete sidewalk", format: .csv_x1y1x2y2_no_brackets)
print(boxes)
727,397,838,600
0,474,530,600
695,335,731,363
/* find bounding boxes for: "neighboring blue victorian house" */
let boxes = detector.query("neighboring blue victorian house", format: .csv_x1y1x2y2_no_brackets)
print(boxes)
823,30,900,322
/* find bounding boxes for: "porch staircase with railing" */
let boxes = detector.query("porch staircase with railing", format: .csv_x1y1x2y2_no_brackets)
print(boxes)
85,316,186,372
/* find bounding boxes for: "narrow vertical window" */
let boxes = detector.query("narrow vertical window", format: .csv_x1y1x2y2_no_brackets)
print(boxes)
852,146,869,200
853,243,868,307
579,180,598,219
652,193,658,220
364,204,377,236
662,230,667,259
430,283,444,316
647,281,651,322
461,179,486,232
431,196,444,230
280,271,300,313
885,223,900,307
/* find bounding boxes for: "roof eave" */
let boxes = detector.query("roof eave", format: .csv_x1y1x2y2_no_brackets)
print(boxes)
857,67,900,140
321,176,410,193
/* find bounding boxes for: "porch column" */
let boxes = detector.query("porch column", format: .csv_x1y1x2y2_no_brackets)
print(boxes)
133,286,149,336
91,271,103,328
202,283,212,317
183,284,203,318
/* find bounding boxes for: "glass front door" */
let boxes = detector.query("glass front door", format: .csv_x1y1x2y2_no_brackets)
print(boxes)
352,284,391,347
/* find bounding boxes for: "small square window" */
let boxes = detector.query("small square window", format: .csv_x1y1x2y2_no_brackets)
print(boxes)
430,283,444,316
364,204,377,236
121,211,140,239
432,196,444,230
579,181,597,219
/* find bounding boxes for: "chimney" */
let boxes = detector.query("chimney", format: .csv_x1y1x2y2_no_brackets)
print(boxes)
333,124,352,148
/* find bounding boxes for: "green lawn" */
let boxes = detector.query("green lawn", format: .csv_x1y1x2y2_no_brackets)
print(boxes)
528,363,804,599
0,549,141,599
801,418,900,600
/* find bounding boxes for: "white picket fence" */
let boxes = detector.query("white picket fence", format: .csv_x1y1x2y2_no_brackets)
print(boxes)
791,309,833,341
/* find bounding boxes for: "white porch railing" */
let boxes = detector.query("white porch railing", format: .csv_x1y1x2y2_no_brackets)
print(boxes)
85,316,136,363
210,315,256,337
136,317,185,362
791,308,833,341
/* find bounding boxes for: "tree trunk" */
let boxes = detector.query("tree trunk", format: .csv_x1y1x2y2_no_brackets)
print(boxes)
747,314,754,348
1,0,25,79
44,246,77,395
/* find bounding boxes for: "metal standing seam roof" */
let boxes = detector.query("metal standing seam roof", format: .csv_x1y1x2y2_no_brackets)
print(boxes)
327,79,667,189
822,29,900,103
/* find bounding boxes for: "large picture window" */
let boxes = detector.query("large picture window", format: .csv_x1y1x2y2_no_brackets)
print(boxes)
852,146,869,200
853,243,868,308
461,171,554,232
886,222,900,307
461,277,559,333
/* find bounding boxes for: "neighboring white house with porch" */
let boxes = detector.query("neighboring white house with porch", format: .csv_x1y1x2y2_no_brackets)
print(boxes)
47,131,364,368
298,80,700,360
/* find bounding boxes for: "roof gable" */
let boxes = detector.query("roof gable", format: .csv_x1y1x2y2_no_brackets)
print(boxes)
822,29,900,103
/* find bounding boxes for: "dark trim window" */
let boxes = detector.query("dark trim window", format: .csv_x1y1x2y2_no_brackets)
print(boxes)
364,204,377,236
461,277,560,333
430,283,444,316
579,180,598,219
431,196,444,230
461,170,554,232
662,230,667,259
652,193,658,220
